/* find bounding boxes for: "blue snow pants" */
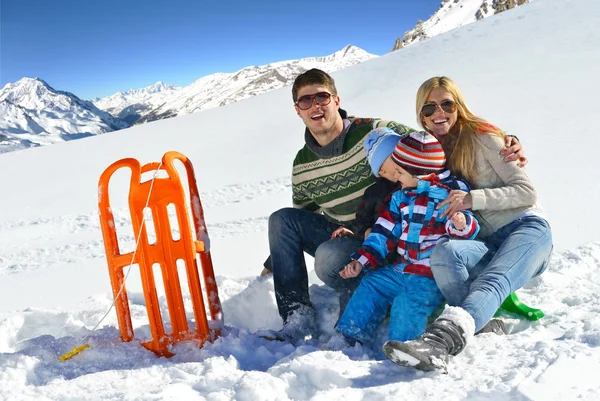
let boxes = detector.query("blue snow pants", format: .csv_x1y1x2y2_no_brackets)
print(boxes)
336,265,444,344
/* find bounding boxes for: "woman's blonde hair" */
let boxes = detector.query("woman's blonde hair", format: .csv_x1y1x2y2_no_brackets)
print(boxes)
416,76,504,182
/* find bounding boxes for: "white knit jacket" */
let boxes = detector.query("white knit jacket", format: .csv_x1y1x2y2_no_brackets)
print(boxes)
468,133,541,238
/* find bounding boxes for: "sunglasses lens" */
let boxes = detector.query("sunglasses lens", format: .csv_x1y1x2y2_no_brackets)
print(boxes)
315,92,331,105
441,100,456,113
297,96,313,110
421,104,436,117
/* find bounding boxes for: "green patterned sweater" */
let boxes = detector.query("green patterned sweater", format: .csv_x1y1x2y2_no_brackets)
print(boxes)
292,116,415,231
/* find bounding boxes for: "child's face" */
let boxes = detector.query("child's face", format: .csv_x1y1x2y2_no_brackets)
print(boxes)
379,156,419,188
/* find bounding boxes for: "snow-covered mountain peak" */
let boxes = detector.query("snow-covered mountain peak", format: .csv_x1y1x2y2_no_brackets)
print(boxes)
332,44,373,59
96,81,180,103
121,81,179,97
0,77,128,153
144,81,176,93
1,77,103,114
1,77,63,109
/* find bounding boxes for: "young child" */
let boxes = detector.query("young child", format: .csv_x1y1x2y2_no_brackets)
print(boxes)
335,128,480,345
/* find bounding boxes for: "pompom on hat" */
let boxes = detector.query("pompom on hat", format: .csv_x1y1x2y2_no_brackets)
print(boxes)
364,128,446,177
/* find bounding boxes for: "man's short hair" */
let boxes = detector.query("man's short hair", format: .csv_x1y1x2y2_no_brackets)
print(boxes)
292,69,338,102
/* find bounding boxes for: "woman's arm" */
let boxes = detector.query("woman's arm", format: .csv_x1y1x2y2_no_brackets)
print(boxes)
470,134,537,211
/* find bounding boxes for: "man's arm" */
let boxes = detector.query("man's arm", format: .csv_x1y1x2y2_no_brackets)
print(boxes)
372,120,416,137
501,135,527,167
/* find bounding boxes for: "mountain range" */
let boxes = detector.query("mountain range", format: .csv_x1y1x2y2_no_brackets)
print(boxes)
93,44,376,125
0,78,128,153
0,45,374,154
0,0,536,154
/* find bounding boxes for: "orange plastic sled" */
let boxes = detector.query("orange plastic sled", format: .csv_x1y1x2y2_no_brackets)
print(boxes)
98,151,222,357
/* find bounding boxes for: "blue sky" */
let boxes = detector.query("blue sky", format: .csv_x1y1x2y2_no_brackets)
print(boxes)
1,0,442,100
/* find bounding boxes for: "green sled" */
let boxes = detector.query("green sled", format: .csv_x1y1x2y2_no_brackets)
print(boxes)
497,292,545,321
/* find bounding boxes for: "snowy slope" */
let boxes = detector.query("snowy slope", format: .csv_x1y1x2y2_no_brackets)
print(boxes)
0,0,599,400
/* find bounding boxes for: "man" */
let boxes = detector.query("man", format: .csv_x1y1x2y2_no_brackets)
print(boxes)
263,69,524,343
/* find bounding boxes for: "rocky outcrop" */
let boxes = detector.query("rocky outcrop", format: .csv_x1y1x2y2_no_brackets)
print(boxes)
476,2,489,20
403,20,428,46
478,0,530,20
391,37,404,51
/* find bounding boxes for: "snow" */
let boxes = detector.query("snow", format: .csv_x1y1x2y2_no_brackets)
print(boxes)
1,0,600,399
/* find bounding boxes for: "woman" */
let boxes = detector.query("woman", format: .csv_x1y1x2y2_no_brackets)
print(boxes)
383,77,553,372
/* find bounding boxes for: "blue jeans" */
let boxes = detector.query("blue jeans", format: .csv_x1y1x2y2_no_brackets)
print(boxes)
337,266,444,343
430,216,553,331
269,207,363,321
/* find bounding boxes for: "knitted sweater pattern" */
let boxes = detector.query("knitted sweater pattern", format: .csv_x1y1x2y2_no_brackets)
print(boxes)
292,117,414,229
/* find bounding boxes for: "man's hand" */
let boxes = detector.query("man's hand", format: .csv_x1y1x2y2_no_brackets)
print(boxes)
340,260,363,279
500,136,528,168
451,212,467,230
331,226,354,239
438,190,472,218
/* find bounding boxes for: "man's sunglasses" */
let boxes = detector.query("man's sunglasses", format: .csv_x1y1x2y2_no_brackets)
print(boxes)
295,92,334,110
421,100,457,117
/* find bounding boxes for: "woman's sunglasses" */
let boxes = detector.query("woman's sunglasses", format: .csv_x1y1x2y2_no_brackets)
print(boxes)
295,92,333,110
421,100,457,117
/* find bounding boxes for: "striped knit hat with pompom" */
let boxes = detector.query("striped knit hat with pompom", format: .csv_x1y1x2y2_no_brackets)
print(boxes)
392,131,446,176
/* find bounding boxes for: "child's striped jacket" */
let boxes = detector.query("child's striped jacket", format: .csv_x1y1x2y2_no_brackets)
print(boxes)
352,170,480,278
